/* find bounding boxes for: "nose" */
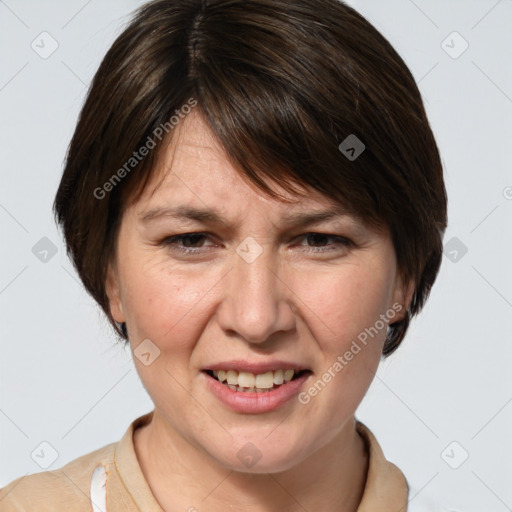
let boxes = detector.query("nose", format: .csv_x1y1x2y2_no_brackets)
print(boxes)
216,241,296,344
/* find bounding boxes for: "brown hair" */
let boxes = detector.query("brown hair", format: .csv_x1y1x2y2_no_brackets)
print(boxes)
53,0,447,357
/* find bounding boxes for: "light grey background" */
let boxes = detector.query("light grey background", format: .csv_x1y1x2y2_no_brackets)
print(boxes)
1,0,511,510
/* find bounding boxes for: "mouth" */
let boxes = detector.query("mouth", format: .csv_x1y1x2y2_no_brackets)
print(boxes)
203,368,312,393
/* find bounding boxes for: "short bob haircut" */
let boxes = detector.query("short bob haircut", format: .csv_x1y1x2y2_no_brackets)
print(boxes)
53,0,447,357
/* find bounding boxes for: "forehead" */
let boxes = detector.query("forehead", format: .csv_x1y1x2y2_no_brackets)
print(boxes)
134,110,344,214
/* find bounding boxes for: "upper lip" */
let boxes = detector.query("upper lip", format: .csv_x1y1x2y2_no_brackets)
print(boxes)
203,360,311,374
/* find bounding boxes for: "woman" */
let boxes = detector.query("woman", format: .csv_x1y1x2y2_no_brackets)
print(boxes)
0,0,448,510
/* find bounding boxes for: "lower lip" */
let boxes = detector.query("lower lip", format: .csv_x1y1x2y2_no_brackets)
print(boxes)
202,371,311,414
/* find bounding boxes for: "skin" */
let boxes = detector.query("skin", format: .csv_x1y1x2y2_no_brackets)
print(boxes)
106,110,414,512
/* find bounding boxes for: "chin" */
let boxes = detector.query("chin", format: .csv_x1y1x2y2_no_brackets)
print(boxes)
205,438,307,475
226,454,302,475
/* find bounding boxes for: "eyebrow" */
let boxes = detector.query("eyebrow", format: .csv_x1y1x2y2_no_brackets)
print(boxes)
139,205,354,228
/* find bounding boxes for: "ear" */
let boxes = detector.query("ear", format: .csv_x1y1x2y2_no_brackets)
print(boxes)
390,272,415,323
105,261,125,323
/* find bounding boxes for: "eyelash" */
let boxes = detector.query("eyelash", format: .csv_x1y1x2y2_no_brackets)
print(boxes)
159,232,353,255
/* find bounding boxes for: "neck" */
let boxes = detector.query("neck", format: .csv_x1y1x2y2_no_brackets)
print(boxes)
134,410,369,512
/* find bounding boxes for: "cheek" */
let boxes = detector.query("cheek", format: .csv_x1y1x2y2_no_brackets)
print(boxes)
296,260,395,417
117,252,213,350
297,260,395,350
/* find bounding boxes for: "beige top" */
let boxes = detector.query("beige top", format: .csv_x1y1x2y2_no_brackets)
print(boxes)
0,410,412,511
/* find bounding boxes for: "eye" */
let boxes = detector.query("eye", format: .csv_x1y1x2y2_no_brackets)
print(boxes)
159,231,354,256
160,232,215,254
294,232,353,253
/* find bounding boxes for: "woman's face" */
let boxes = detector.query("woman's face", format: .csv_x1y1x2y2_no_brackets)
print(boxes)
107,110,411,473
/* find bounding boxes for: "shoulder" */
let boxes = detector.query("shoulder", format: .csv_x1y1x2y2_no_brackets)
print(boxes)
0,441,117,511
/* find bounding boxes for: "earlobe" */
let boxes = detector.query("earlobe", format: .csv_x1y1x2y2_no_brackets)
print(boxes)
105,262,125,323
392,274,415,322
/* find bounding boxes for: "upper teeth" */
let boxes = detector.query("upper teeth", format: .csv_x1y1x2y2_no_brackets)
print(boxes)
213,369,297,388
